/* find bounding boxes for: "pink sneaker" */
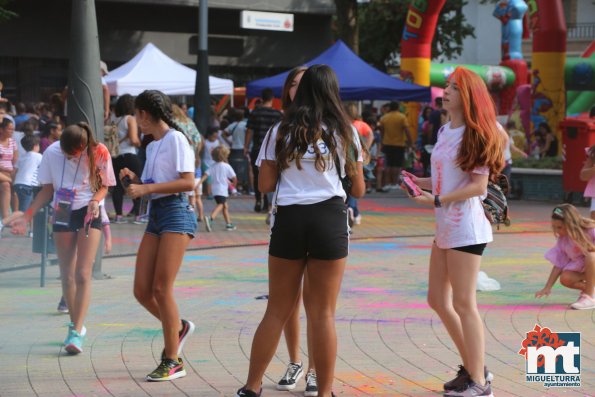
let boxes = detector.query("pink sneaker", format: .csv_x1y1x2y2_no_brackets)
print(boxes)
570,293,595,310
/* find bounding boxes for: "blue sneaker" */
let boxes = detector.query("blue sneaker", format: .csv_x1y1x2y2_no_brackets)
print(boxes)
64,322,87,344
64,328,84,354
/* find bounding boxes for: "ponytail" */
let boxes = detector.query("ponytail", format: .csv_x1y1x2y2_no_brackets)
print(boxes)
61,122,102,192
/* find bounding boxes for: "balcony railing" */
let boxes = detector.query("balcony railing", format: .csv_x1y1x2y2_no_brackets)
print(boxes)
567,23,595,40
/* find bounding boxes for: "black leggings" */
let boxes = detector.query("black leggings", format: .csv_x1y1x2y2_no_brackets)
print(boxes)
112,153,142,216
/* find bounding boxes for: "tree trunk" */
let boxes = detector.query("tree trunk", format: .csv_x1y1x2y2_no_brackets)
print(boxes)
334,0,359,54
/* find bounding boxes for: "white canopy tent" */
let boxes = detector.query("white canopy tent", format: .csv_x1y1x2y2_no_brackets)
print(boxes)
105,43,234,96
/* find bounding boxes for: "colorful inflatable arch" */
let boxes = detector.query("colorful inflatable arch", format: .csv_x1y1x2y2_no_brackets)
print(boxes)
400,0,567,151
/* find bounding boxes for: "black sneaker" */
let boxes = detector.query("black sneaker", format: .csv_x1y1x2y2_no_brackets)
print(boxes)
277,361,304,390
444,365,469,391
235,386,262,397
444,365,494,391
146,358,186,381
304,369,318,396
161,319,195,359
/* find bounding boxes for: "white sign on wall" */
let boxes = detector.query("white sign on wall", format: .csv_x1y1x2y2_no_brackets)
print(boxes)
240,10,294,32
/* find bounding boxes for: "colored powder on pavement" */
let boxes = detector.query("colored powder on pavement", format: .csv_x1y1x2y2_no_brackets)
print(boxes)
17,289,52,296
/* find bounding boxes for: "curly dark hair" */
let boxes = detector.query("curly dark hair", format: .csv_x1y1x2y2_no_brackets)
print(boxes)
115,94,135,117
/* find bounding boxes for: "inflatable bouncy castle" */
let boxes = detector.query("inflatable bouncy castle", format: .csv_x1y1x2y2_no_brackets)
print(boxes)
399,0,594,154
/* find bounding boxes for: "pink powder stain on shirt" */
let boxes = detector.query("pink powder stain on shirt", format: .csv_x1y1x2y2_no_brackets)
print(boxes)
435,161,443,194
449,206,463,224
94,143,116,186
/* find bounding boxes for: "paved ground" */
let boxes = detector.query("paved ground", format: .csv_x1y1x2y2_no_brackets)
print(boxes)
0,192,593,396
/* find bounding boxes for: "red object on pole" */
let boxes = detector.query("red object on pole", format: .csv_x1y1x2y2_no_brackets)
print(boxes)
531,0,566,53
561,116,595,193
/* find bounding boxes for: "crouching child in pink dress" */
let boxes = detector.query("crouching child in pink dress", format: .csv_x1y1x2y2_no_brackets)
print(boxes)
535,204,595,310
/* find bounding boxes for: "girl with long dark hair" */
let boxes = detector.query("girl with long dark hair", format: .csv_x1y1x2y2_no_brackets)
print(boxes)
236,65,365,397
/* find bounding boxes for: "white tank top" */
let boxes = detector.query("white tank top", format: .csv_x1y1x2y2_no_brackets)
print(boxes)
116,115,137,156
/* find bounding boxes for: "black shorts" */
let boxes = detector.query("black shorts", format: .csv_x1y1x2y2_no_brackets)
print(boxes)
452,243,487,256
214,195,228,205
269,197,349,260
382,145,405,167
53,205,103,233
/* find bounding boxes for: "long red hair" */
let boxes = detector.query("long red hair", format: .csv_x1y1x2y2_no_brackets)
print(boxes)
450,67,504,177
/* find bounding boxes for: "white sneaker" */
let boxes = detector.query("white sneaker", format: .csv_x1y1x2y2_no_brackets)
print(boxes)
277,361,304,391
204,216,212,232
570,292,595,310
304,369,318,396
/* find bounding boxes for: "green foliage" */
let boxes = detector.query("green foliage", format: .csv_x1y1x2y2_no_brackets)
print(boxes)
512,157,563,170
358,0,475,71
0,0,17,22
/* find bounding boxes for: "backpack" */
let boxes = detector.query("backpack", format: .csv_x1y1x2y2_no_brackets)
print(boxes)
104,117,122,157
482,174,511,228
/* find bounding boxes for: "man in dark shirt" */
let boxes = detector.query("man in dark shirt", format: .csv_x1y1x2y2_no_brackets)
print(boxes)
429,97,443,145
244,88,282,212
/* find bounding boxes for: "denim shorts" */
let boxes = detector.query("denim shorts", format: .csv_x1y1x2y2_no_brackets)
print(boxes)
145,194,197,238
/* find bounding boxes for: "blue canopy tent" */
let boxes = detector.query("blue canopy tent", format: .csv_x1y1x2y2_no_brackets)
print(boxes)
246,40,431,102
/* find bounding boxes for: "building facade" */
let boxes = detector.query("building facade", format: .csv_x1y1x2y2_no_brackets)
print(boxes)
0,0,335,102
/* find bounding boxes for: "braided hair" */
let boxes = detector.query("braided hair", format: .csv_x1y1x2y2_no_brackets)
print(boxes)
134,90,184,133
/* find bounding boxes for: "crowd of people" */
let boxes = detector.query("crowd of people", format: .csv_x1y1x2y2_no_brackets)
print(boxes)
1,63,595,397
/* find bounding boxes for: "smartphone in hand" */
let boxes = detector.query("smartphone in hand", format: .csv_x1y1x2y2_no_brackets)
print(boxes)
122,175,132,189
401,175,422,197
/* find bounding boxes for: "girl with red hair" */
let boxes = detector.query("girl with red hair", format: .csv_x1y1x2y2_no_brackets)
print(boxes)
402,67,503,397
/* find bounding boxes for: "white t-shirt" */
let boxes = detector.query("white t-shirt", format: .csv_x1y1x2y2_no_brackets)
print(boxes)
141,129,195,199
431,122,492,249
37,141,116,210
15,151,42,186
256,123,363,206
206,162,236,197
225,120,247,150
14,131,26,158
203,139,220,169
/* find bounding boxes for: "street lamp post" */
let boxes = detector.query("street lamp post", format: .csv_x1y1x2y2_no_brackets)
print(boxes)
194,0,210,135
67,0,106,280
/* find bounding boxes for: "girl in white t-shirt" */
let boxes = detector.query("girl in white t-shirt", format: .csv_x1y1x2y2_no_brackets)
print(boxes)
118,90,196,382
236,65,365,397
273,66,319,394
402,67,504,397
10,122,116,355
